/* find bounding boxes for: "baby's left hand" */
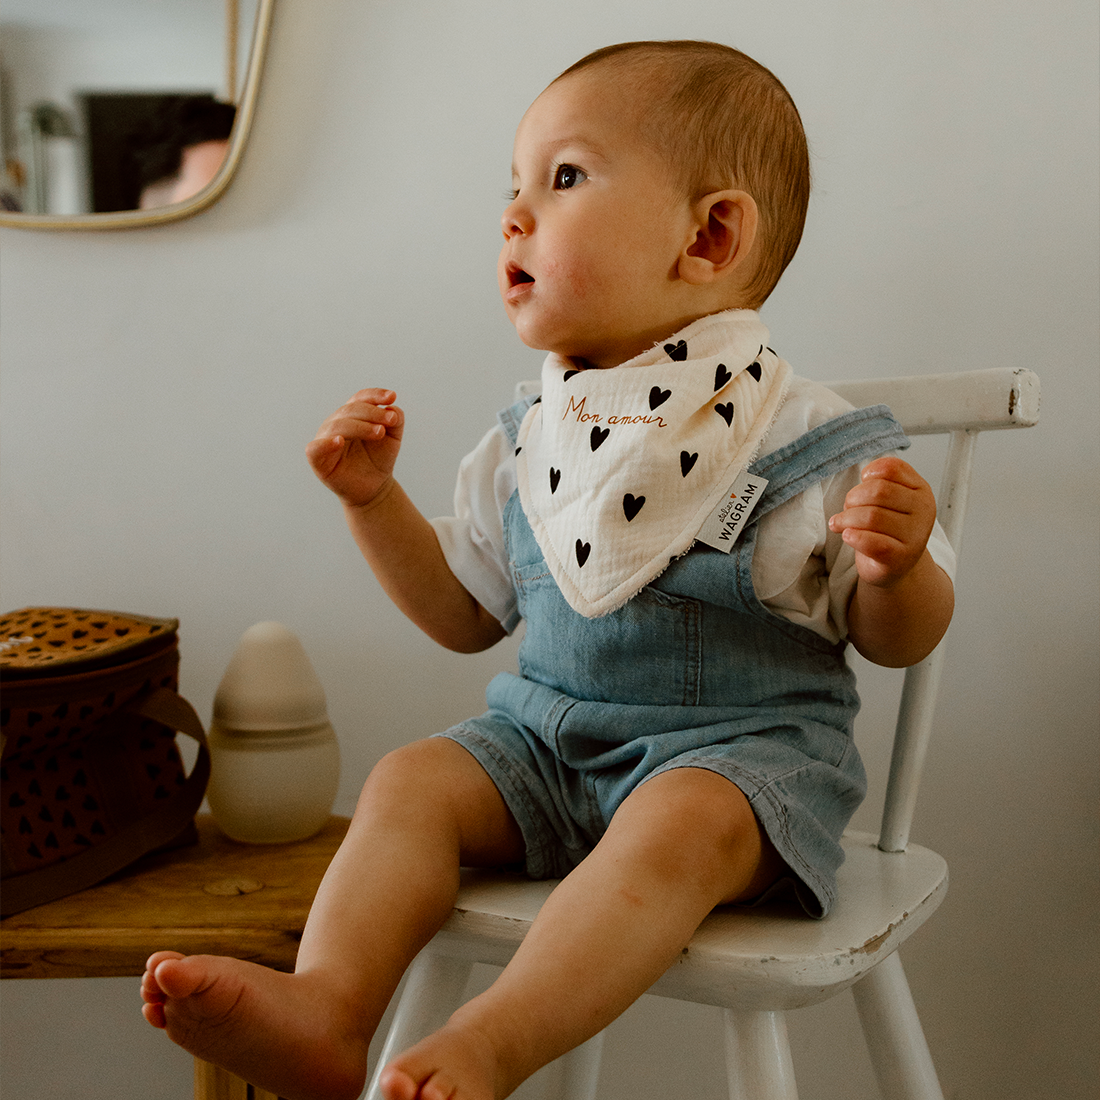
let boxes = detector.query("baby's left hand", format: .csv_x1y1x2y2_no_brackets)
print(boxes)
829,457,937,589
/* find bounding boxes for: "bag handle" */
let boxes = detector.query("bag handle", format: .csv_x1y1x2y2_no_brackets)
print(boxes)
0,687,211,918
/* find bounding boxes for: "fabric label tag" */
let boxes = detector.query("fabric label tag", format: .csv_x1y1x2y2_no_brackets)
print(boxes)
695,471,769,553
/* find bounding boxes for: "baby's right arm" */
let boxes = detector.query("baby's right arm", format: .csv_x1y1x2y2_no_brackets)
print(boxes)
306,389,506,653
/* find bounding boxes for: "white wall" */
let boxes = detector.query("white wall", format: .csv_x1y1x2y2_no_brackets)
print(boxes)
2,2,1097,1098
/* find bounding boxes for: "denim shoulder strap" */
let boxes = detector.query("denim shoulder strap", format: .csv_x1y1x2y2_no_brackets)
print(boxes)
748,405,909,521
498,394,541,448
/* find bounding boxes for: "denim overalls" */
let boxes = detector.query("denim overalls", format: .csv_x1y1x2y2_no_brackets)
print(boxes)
440,400,909,917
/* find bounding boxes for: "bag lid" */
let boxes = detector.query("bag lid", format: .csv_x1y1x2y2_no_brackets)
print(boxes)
0,608,179,679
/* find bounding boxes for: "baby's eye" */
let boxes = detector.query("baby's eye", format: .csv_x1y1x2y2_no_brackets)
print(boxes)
553,164,587,190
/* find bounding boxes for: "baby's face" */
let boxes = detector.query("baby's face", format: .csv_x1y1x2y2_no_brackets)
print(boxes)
499,69,698,369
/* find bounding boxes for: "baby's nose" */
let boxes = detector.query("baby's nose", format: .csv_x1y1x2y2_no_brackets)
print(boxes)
502,198,530,238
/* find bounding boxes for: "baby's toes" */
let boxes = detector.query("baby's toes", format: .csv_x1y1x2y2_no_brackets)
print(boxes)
150,954,216,1002
142,973,166,1005
147,949,186,967
380,1060,469,1100
422,1072,460,1100
377,1066,420,1100
142,952,183,1001
144,951,185,984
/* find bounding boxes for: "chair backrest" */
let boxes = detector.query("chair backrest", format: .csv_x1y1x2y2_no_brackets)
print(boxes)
823,368,1040,851
514,367,1042,853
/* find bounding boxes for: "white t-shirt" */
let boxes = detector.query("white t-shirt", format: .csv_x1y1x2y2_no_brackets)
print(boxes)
431,376,956,644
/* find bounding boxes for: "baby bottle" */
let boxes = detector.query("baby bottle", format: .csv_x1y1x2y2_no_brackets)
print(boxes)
206,621,340,843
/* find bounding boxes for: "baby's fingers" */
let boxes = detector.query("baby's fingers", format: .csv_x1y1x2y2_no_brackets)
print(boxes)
349,387,397,406
311,393,403,455
830,490,926,537
304,433,347,478
829,458,939,587
840,468,928,516
833,460,935,534
328,395,403,438
835,527,908,586
859,455,926,489
323,412,396,446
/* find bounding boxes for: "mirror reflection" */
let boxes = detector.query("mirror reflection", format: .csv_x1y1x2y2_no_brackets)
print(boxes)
0,0,270,228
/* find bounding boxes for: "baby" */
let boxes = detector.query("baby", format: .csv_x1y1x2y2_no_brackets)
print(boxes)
142,40,954,1100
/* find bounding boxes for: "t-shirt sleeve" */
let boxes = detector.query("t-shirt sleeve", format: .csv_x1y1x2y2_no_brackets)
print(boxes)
429,424,521,633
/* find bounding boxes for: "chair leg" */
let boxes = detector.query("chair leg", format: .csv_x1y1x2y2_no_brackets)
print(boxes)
724,1009,799,1100
364,950,474,1100
554,1029,606,1100
851,951,945,1100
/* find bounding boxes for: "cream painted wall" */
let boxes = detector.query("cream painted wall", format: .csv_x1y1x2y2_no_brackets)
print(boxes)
2,2,1097,1098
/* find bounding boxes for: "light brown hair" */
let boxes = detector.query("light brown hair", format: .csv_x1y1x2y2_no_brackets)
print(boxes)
555,41,811,307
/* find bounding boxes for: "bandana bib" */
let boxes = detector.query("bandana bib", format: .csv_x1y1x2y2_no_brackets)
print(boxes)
515,310,791,618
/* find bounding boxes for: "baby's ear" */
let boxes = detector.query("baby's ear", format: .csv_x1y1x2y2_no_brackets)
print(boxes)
678,190,759,285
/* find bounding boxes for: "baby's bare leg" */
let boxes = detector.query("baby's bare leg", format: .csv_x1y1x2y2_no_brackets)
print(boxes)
379,766,784,1100
141,738,524,1100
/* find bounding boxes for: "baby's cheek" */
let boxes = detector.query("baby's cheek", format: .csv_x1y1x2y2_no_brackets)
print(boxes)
542,255,579,290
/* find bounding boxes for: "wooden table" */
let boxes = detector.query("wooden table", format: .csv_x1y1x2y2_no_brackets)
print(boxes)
2,814,350,1100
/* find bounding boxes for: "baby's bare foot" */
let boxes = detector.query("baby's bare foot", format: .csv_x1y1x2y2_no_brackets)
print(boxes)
141,951,368,1100
378,1021,509,1100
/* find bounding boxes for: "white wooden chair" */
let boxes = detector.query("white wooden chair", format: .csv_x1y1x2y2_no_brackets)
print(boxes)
366,368,1041,1100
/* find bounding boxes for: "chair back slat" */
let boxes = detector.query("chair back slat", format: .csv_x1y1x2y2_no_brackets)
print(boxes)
810,370,1036,851
824,367,1040,435
878,429,979,851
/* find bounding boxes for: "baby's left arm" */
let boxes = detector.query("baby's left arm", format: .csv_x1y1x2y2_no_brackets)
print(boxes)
829,456,954,668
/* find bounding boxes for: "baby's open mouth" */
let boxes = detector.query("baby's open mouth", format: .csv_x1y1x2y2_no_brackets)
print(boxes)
507,264,535,288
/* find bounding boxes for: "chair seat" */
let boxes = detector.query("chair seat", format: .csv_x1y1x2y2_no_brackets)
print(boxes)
425,830,947,1013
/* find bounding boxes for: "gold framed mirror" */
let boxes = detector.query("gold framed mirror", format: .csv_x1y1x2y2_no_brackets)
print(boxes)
0,0,275,230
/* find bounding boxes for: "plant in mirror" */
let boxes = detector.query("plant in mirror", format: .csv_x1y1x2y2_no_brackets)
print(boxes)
0,0,274,230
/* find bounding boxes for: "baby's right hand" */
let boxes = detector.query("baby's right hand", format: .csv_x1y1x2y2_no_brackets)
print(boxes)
306,388,404,508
